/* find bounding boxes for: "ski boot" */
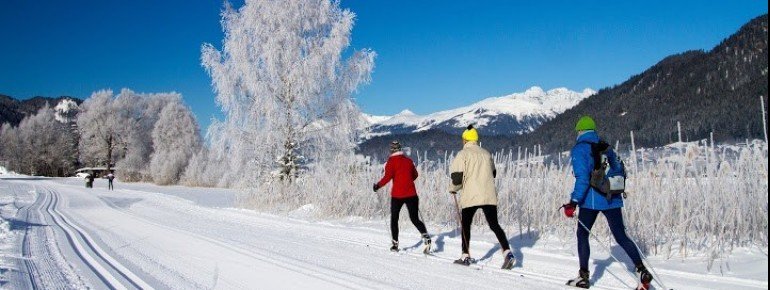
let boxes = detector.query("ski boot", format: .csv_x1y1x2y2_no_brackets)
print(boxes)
453,253,472,266
501,249,516,270
635,264,654,290
566,269,590,289
421,233,432,254
390,240,399,252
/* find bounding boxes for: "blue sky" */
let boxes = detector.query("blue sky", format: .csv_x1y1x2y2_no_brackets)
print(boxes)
0,1,766,131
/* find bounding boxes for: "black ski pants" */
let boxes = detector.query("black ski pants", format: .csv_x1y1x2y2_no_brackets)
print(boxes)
461,205,510,254
390,196,428,241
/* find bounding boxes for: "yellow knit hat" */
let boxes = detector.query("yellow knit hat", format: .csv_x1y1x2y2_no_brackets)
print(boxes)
462,125,479,141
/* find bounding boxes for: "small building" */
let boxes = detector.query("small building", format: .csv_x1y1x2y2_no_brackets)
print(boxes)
74,167,116,178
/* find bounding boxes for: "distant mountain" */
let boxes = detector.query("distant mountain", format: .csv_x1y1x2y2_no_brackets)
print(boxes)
0,94,83,127
517,14,769,153
362,86,595,138
357,129,523,162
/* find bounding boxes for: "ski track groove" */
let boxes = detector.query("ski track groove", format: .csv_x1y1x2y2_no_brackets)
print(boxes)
14,184,42,289
18,185,42,290
42,185,154,290
94,196,388,290
316,234,630,290
98,188,598,290
96,187,666,290
13,183,86,290
91,187,524,289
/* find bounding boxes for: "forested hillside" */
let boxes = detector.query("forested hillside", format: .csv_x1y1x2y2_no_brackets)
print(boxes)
0,94,82,126
517,14,768,152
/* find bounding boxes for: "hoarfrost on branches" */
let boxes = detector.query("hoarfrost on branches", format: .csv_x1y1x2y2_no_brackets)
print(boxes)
76,89,201,181
200,0,375,186
149,101,202,185
54,98,79,124
77,90,122,172
0,106,78,176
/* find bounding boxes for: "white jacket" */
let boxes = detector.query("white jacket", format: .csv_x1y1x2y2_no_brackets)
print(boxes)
449,142,498,208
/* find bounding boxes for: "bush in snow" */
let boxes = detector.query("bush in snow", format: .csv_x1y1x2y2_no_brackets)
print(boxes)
238,141,768,264
197,0,375,187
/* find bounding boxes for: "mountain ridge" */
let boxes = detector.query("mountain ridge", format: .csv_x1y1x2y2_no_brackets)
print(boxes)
516,13,768,152
0,94,83,127
363,86,595,138
358,14,768,158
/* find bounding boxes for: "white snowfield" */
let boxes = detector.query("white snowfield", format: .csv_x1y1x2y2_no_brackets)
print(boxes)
0,177,766,290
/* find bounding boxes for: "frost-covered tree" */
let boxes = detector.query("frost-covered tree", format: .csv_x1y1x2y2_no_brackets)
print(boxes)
77,90,121,171
54,98,81,168
77,89,184,181
0,106,77,176
180,148,213,187
149,101,202,185
201,0,375,184
54,98,80,123
0,123,22,172
113,89,179,181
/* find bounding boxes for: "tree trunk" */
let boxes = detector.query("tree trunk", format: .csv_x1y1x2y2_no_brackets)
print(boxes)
106,134,113,172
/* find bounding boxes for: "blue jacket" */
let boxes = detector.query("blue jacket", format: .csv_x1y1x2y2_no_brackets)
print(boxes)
570,131,624,210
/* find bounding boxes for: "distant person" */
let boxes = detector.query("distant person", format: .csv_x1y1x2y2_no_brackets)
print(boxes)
107,172,115,190
562,116,653,289
86,172,95,188
449,125,516,269
373,141,432,253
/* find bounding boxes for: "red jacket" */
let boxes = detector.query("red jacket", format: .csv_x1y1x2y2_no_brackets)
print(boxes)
376,152,419,199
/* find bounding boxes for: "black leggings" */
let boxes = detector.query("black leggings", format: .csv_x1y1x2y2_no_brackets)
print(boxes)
391,196,428,241
461,205,510,254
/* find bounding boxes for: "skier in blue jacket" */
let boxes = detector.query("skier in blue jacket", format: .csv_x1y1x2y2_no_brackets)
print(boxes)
563,116,653,289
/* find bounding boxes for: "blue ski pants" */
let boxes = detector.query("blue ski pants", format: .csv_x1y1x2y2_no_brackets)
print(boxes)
577,207,643,271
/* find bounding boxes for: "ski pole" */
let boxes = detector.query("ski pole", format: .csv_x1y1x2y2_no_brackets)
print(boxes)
452,193,469,256
630,238,672,290
575,218,640,284
620,199,673,290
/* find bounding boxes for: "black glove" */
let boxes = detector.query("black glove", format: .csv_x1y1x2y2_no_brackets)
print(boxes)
449,191,458,195
373,183,379,192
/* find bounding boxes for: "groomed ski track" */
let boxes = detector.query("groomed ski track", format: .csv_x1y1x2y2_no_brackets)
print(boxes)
1,177,766,289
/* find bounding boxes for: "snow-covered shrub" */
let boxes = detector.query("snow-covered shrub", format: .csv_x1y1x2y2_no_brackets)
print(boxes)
238,141,768,262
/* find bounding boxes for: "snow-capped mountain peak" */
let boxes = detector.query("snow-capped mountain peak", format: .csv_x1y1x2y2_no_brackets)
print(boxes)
395,109,416,116
363,86,594,138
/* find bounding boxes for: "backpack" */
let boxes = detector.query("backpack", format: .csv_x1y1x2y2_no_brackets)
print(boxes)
583,140,626,201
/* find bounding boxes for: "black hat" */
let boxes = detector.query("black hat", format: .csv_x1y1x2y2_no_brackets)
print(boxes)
389,141,402,153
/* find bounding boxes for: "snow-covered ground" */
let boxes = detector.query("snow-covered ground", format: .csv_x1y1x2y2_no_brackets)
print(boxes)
0,177,766,289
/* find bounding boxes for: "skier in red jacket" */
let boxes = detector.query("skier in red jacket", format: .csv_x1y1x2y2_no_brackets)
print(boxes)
373,141,431,253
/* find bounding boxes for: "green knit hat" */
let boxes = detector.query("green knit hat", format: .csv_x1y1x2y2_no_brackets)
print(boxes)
575,116,597,131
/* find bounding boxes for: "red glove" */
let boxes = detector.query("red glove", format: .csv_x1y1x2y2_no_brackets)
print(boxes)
562,203,577,218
